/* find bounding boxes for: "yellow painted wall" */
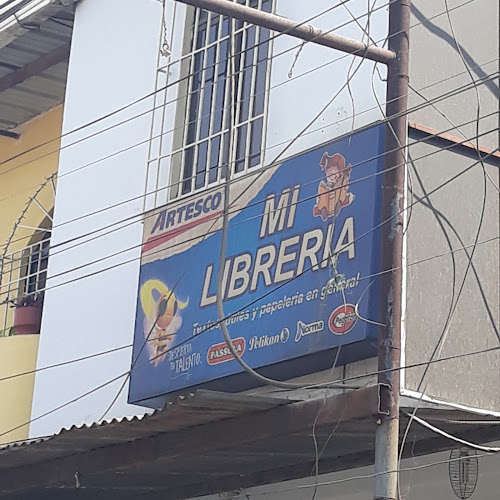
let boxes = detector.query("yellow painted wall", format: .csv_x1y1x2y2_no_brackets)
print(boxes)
0,335,40,445
0,105,63,251
0,106,62,443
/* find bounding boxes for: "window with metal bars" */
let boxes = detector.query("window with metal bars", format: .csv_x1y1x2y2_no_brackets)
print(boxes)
24,233,50,300
174,0,273,197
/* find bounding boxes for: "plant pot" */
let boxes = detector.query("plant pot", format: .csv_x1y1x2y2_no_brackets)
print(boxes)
13,306,42,335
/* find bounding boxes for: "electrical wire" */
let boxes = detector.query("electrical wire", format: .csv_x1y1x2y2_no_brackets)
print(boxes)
2,59,498,254
0,369,130,439
2,230,500,387
0,344,132,383
91,0,376,412
0,20,496,500
368,24,463,499
0,0,411,433
181,146,500,388
0,206,497,437
234,451,496,498
2,115,498,302
406,413,500,452
309,4,378,495
0,111,496,304
367,10,498,491
98,279,178,420
0,149,497,406
214,14,364,392
3,80,499,277
1,142,491,418
0,0,478,184
398,0,499,484
308,347,345,500
409,83,500,196
0,0,394,172
128,144,499,391
1,1,380,435
0,0,495,453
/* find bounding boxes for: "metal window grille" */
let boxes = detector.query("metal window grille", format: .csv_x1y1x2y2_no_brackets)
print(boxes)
143,0,273,210
0,232,50,333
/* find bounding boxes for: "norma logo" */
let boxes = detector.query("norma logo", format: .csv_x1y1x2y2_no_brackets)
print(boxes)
328,304,357,335
207,337,245,365
295,320,324,342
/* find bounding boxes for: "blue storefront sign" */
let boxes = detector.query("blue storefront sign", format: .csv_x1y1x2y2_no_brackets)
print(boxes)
129,124,385,406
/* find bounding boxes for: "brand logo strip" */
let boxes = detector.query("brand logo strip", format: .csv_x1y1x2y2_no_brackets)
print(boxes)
207,337,246,365
295,320,324,342
328,304,357,335
143,210,223,254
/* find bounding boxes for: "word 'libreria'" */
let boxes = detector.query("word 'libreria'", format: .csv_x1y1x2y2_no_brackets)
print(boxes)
200,185,356,307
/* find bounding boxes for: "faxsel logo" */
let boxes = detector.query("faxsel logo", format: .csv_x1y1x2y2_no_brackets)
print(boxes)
313,152,355,221
249,329,290,351
295,320,325,342
329,304,357,335
207,337,245,365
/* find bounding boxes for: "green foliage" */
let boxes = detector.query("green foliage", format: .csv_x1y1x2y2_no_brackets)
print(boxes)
0,327,15,338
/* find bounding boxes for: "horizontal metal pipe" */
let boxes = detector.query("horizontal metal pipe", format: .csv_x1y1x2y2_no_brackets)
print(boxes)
175,0,396,65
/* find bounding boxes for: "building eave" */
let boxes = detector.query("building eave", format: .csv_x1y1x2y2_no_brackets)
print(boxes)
1,386,500,499
0,0,77,50
0,0,75,130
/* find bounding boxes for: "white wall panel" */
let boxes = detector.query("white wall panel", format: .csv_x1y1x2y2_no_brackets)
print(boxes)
30,0,162,437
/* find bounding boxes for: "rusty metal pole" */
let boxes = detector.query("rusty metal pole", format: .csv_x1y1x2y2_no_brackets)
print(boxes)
174,0,395,64
375,1,410,499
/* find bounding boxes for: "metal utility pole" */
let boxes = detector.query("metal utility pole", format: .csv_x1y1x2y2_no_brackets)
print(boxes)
375,1,410,499
174,0,409,498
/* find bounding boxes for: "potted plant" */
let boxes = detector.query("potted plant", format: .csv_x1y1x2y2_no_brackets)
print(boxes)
13,294,43,335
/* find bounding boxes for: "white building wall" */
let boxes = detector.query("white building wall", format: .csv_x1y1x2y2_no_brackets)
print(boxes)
267,0,387,162
30,0,389,438
25,1,500,499
30,0,162,437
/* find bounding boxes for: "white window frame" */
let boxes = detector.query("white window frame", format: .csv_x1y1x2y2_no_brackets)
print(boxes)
143,0,274,210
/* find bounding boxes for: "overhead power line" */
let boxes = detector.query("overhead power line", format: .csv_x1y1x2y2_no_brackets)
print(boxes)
397,0,500,489
1,230,499,386
0,0,394,171
4,56,498,255
11,143,494,387
0,0,495,470
1,117,498,301
0,0,478,182
2,69,498,263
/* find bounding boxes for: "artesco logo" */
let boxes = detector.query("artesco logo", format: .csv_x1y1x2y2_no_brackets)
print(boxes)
207,337,245,365
328,304,357,335
295,320,324,342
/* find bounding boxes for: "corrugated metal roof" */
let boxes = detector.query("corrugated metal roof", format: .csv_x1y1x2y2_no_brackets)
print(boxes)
0,390,289,469
0,1,77,49
0,7,74,130
1,386,500,500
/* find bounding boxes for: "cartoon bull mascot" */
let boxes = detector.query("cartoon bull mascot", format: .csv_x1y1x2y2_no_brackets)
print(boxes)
313,152,355,221
140,279,188,367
